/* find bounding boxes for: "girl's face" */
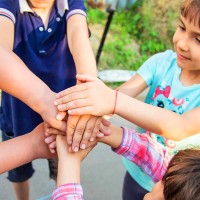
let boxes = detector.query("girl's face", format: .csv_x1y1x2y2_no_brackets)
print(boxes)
143,181,164,200
173,15,200,71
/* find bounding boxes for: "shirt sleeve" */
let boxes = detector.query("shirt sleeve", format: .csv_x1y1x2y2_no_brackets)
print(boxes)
113,127,173,183
0,0,18,24
52,183,83,200
137,50,171,86
66,0,87,21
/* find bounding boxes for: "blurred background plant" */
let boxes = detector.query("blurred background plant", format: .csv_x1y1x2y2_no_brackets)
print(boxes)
86,0,182,71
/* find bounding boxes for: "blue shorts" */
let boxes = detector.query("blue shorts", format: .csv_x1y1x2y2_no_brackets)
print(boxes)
2,132,35,182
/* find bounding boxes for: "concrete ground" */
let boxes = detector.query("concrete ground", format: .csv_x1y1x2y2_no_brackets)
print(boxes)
0,115,137,200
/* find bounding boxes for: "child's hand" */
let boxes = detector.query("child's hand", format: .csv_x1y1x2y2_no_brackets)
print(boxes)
39,91,68,132
54,74,116,116
66,115,111,152
31,123,56,159
44,123,66,153
56,134,97,161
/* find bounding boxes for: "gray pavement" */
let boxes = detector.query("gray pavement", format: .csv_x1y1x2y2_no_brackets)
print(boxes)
0,116,136,200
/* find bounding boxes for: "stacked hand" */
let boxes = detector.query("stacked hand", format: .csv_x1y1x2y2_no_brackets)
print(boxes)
43,75,112,153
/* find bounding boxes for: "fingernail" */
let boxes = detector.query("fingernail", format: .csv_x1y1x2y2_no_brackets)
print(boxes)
90,137,94,142
74,147,79,152
98,133,104,137
68,140,72,145
57,105,62,110
81,144,86,149
54,101,58,106
56,114,62,120
45,138,50,143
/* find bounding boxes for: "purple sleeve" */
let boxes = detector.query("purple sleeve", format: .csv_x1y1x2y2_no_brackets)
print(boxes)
0,0,18,23
113,127,173,183
52,183,83,200
66,0,87,21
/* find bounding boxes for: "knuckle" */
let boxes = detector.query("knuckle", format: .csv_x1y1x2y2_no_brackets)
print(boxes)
76,128,85,136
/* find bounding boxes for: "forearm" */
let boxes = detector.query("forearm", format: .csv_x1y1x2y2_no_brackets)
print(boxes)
0,47,53,115
57,157,80,186
0,132,35,174
68,16,97,77
116,92,194,140
98,125,123,149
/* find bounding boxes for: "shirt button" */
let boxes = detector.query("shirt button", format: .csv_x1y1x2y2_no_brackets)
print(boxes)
47,28,52,33
56,17,61,22
39,27,44,32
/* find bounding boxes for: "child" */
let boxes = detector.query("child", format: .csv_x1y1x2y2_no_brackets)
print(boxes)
0,0,102,199
54,0,200,198
53,124,200,200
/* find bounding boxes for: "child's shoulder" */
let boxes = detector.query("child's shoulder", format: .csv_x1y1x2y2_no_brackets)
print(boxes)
152,50,176,61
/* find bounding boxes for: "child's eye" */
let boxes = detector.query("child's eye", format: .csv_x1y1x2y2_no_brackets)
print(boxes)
178,25,185,31
196,38,200,43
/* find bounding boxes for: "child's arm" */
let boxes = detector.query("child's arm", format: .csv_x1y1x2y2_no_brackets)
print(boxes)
59,13,110,152
0,47,67,132
55,75,200,140
0,123,55,174
98,124,172,183
52,135,96,200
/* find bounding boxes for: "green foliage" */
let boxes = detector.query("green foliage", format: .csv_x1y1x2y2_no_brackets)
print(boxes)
87,7,107,24
87,0,179,71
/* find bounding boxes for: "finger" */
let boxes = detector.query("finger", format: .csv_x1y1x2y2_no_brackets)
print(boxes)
68,106,96,116
89,117,102,142
57,99,91,112
66,115,80,145
55,91,88,106
47,119,68,133
80,116,97,149
56,84,87,99
44,135,56,144
49,147,56,154
102,117,112,127
47,128,66,135
99,123,111,136
49,141,56,149
56,111,67,121
71,115,91,152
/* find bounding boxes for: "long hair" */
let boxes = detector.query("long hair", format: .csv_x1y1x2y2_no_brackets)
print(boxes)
162,149,200,200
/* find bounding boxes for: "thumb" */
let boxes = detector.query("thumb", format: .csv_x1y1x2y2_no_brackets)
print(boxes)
56,111,67,121
76,74,97,83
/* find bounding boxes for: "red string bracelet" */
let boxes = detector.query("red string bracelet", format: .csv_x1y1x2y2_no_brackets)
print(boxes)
112,89,119,115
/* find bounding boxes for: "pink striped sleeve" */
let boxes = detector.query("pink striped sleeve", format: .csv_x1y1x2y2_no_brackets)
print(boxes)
52,183,83,200
113,127,173,182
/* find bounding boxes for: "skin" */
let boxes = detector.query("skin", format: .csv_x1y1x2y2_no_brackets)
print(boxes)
0,123,55,174
54,15,200,140
0,0,108,154
143,181,164,200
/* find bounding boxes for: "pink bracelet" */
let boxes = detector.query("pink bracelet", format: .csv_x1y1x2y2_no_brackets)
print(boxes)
112,89,119,115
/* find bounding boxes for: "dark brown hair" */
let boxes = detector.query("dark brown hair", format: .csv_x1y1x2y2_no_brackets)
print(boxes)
162,149,200,200
180,0,200,27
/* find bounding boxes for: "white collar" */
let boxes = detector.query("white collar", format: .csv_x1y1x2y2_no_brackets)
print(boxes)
19,0,69,16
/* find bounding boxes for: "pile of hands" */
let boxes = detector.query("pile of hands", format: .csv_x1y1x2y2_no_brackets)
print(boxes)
40,75,114,155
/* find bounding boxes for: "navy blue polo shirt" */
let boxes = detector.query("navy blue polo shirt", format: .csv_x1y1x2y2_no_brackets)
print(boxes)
0,0,87,136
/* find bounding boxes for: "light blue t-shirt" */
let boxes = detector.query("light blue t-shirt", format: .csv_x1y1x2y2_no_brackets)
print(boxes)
123,50,200,191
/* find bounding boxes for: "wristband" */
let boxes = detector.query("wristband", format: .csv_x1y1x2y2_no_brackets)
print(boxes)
112,89,119,115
